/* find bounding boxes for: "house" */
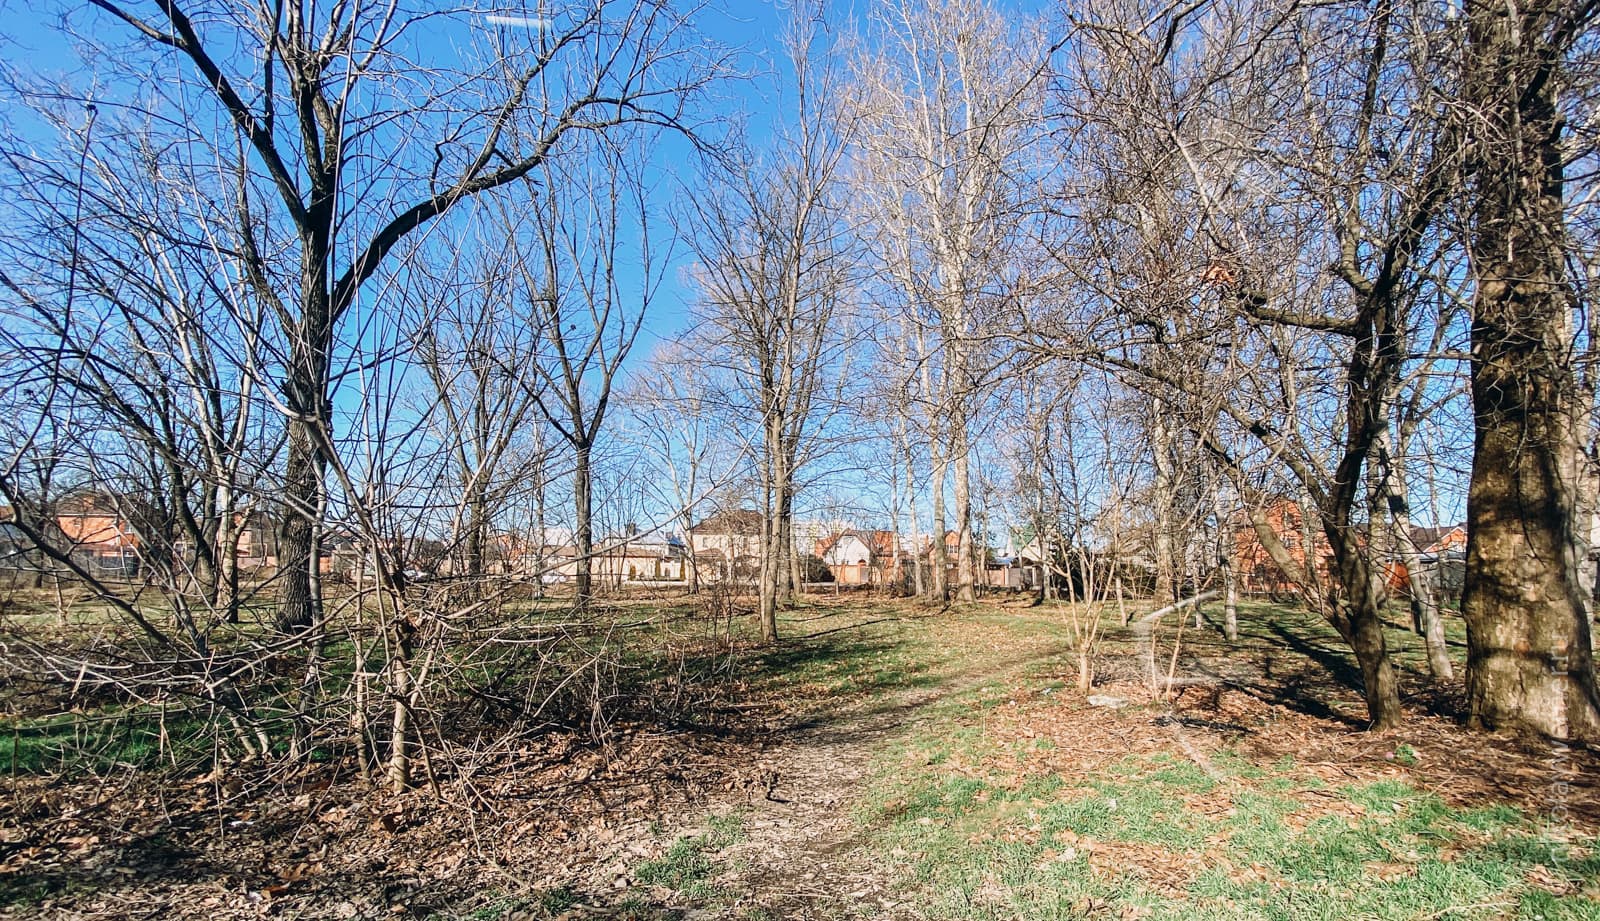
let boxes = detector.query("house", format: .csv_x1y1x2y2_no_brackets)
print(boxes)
592,535,684,586
523,543,580,582
1008,534,1058,592
1231,498,1334,597
915,530,970,585
815,529,904,586
56,492,142,576
984,550,1028,590
1388,524,1468,599
1411,525,1467,558
231,509,278,573
688,508,764,581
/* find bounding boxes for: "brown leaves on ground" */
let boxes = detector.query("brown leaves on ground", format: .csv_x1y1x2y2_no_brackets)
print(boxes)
0,720,761,920
965,672,1599,901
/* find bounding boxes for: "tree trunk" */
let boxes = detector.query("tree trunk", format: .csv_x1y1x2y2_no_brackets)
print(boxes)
1334,597,1404,730
759,514,781,643
1151,405,1178,605
1460,0,1600,740
1385,485,1454,679
573,441,594,610
682,501,700,594
1244,499,1405,728
215,485,240,624
906,434,925,597
1223,558,1239,643
928,440,949,602
276,415,322,633
1332,541,1404,730
757,418,784,643
386,614,414,794
778,481,796,604
464,477,486,583
533,450,547,600
1214,489,1238,642
954,426,977,603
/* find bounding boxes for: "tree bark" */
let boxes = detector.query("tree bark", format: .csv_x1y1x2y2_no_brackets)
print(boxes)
1460,0,1600,740
1151,404,1178,605
573,441,594,610
1213,488,1238,642
928,440,950,602
905,432,925,597
954,424,977,603
1381,464,1454,679
276,414,324,633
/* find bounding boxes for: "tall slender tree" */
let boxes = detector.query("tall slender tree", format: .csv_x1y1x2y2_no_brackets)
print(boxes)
684,4,855,642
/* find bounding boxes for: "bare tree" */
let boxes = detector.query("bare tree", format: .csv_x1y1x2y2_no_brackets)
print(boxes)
618,342,743,595
848,0,1050,603
1031,0,1477,729
63,0,713,633
684,4,855,642
512,136,660,611
408,233,545,591
0,103,274,623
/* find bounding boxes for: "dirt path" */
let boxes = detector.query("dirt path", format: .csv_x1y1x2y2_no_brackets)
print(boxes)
698,687,938,921
611,615,1070,921
515,682,930,921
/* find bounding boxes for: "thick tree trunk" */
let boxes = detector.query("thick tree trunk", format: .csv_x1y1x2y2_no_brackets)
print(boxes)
1332,546,1404,730
1461,0,1600,740
276,415,323,633
758,511,782,645
1334,597,1404,731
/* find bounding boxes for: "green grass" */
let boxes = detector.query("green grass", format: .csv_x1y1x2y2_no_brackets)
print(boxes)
633,812,746,900
6,708,213,777
862,744,1599,920
779,600,1600,921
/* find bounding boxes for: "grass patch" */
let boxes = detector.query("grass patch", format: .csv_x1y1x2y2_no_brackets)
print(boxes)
810,601,1600,921
5,707,213,777
634,813,745,900
866,742,1600,920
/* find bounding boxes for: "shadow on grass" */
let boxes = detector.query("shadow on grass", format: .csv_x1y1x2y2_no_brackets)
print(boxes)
744,624,1079,748
1181,602,1477,728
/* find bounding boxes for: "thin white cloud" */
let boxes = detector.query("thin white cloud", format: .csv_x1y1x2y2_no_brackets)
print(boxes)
483,14,552,29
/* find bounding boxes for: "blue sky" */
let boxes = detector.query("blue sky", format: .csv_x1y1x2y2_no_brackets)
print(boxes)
0,1,835,405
